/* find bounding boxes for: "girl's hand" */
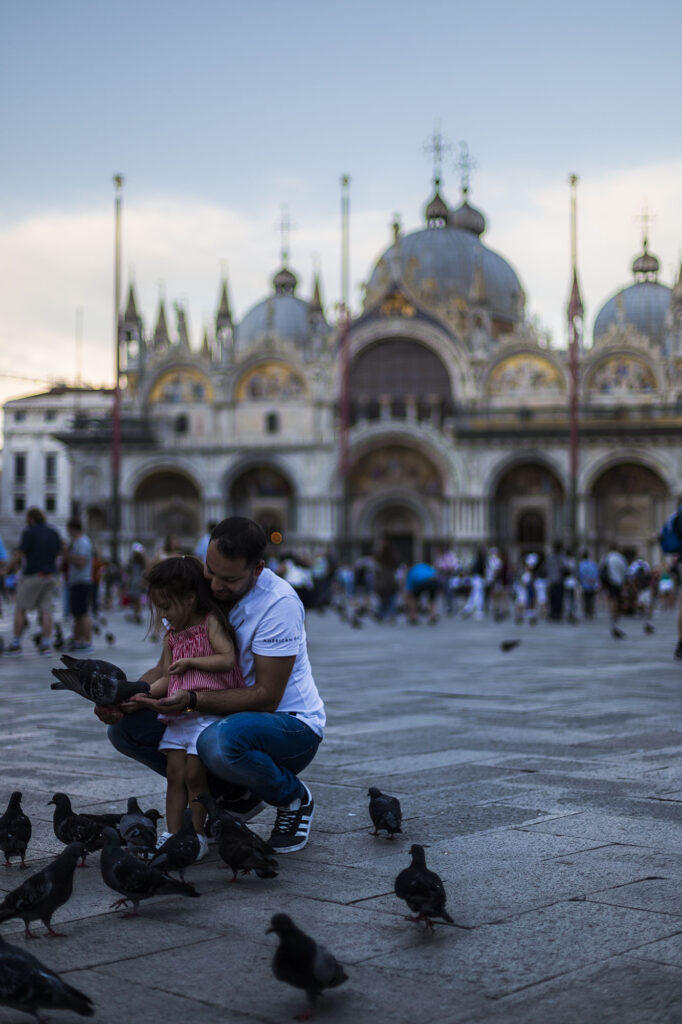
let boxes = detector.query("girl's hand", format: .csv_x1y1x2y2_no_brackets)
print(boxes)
169,658,192,675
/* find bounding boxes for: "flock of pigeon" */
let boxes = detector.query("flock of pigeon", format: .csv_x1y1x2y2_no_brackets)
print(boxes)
0,654,457,1021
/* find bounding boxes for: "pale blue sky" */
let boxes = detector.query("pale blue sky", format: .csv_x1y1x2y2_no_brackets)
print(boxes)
1,0,681,404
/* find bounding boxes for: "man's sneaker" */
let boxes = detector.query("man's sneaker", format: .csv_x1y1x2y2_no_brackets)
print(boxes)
70,641,94,654
674,641,682,661
210,782,266,822
195,834,209,861
5,640,22,656
268,783,314,854
155,830,173,850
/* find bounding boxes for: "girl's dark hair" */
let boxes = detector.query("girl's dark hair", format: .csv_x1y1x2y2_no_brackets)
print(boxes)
210,517,267,566
144,555,236,646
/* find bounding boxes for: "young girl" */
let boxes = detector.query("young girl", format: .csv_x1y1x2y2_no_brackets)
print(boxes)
131,555,245,857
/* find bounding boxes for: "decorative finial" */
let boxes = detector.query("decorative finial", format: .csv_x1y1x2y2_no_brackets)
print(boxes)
276,204,296,267
423,121,451,189
113,174,124,191
454,141,477,198
635,202,655,251
392,213,401,243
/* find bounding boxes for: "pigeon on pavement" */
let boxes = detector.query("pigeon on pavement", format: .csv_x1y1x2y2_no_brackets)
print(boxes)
268,913,347,1020
367,787,402,839
194,795,277,881
49,794,105,865
0,842,84,938
0,933,94,1019
0,792,32,869
394,843,455,929
119,798,161,859
99,827,199,916
149,809,200,880
500,639,521,652
105,632,115,646
50,654,149,706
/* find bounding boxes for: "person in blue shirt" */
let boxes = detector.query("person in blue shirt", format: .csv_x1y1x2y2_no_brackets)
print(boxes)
404,561,440,624
577,550,599,620
2,507,62,654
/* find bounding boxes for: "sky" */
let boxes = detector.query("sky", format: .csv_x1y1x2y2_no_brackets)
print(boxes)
1,0,681,413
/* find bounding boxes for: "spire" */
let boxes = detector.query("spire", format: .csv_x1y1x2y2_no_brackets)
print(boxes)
423,123,451,228
450,141,486,235
632,203,660,280
153,299,170,348
216,276,233,330
310,272,323,312
174,302,190,348
201,326,211,357
124,282,140,323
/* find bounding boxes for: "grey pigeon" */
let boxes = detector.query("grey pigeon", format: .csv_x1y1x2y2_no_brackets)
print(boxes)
50,654,149,705
0,792,32,868
367,787,402,839
49,794,105,865
194,794,277,881
0,842,84,938
149,809,200,880
0,933,93,1020
394,843,455,929
99,827,199,916
119,798,161,859
267,913,347,1020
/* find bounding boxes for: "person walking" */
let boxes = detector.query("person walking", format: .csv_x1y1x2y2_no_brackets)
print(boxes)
2,507,62,655
546,540,567,622
96,517,325,855
64,518,94,653
600,543,628,639
373,539,399,623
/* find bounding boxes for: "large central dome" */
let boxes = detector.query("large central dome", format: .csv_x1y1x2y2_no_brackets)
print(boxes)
365,190,526,328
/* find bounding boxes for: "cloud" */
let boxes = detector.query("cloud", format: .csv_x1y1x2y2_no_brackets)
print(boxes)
1,157,680,418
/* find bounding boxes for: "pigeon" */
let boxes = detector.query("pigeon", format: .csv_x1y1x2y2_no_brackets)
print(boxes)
267,913,347,1020
0,933,94,1020
99,827,199,916
119,798,161,859
394,844,455,929
49,794,105,865
50,654,150,706
0,842,84,938
91,623,101,635
149,809,200,880
500,639,521,652
644,622,655,634
0,792,32,868
105,632,115,646
194,794,277,881
367,787,402,839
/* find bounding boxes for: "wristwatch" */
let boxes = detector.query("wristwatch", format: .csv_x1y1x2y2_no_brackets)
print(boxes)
186,691,198,712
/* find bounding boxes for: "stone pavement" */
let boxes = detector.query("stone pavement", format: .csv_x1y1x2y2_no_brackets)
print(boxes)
0,603,681,1024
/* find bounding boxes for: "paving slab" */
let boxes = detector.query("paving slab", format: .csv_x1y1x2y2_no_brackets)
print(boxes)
1,605,681,1022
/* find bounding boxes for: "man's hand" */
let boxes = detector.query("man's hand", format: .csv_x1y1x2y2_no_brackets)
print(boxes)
93,704,124,724
127,690,190,716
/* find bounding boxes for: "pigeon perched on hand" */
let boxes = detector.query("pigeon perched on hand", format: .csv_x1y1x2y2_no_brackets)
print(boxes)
99,827,199,916
50,654,149,706
119,798,161,859
0,934,94,1020
268,913,348,1020
149,809,200,880
0,791,32,868
49,794,105,865
367,787,402,839
394,844,455,929
0,842,84,938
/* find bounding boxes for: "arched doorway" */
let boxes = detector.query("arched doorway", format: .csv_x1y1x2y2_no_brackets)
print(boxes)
228,466,295,540
492,462,565,552
590,462,669,558
133,470,201,546
369,504,421,565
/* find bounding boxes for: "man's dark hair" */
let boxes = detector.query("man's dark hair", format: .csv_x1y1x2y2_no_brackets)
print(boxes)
67,518,82,532
210,517,267,566
26,507,45,526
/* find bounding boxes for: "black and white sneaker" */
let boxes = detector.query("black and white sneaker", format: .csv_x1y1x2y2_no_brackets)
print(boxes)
268,783,314,854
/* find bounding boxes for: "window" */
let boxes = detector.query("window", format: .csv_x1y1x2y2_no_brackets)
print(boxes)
14,494,25,514
174,414,189,435
14,410,26,422
265,412,280,434
45,453,57,483
44,410,57,422
45,494,57,513
14,453,26,482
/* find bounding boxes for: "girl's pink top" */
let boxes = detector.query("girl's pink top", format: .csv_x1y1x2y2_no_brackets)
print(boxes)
166,618,245,697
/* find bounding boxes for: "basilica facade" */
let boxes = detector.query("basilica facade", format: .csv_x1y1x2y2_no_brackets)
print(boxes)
6,176,682,564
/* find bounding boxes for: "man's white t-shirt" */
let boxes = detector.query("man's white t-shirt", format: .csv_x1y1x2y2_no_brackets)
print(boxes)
228,567,325,738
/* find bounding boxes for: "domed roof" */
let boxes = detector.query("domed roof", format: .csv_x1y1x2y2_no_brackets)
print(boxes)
593,280,671,345
237,265,328,351
449,199,486,236
366,220,525,325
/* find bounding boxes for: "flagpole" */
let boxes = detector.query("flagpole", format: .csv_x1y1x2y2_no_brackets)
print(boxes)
111,174,124,567
568,174,581,552
339,174,351,540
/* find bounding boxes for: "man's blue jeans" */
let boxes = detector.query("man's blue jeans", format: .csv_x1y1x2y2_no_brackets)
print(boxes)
108,709,321,807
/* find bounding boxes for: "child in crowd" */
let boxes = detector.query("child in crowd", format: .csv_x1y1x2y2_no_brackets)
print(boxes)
131,556,245,857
